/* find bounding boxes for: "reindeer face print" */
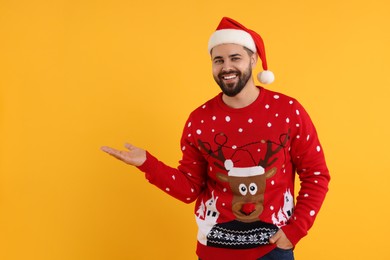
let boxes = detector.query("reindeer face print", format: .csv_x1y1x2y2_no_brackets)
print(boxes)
217,167,276,223
198,131,290,224
195,131,290,248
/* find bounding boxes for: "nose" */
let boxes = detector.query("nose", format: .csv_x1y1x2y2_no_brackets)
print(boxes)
221,60,234,72
241,203,256,215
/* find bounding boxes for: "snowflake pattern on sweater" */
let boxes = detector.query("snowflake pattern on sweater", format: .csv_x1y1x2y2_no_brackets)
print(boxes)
138,87,330,260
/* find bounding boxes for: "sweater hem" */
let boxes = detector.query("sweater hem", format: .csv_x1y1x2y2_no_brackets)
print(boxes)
196,242,276,260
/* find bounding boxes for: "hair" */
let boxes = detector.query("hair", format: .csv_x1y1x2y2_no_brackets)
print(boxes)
243,46,255,57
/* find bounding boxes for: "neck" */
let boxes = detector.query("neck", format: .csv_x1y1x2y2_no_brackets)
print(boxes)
222,80,260,109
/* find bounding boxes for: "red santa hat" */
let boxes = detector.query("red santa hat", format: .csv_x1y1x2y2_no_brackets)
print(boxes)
224,159,265,177
208,17,275,84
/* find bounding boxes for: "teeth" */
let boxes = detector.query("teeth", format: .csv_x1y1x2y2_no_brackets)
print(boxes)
223,75,237,80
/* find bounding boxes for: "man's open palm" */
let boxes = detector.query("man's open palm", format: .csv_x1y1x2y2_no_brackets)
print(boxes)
101,143,146,167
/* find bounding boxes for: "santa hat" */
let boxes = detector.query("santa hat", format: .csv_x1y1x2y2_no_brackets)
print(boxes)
208,17,275,84
224,159,265,177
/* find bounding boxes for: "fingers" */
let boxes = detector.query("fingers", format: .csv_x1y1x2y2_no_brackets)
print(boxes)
269,229,293,249
100,146,115,154
101,146,123,159
124,143,134,150
269,231,281,244
101,144,132,155
100,146,112,154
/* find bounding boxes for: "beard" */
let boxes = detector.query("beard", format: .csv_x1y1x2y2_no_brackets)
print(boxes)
214,64,252,97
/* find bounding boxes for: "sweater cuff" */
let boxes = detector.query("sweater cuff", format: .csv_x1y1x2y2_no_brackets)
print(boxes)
136,151,158,182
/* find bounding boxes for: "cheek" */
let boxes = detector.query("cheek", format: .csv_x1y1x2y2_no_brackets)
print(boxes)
212,66,220,76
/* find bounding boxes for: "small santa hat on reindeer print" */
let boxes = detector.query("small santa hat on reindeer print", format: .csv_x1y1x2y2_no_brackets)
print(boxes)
208,17,275,84
224,159,265,177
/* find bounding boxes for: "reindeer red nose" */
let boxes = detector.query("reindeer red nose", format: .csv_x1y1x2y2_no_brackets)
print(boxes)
241,203,256,215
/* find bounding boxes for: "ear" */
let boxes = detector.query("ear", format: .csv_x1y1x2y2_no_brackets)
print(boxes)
251,54,258,67
217,172,229,183
264,167,277,179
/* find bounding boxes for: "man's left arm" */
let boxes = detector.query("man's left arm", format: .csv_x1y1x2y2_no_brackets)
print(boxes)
281,101,331,246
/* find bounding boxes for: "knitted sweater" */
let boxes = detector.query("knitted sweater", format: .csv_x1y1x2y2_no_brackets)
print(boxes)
138,87,330,260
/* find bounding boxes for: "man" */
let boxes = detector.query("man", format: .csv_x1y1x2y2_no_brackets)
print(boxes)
101,17,330,260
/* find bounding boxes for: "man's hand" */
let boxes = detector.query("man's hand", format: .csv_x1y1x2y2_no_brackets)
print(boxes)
101,143,146,167
269,229,293,250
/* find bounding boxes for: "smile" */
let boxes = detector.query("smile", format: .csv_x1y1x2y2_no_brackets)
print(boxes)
223,75,237,80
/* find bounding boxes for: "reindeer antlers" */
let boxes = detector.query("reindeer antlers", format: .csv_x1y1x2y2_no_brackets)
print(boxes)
198,133,228,170
258,129,290,168
197,130,291,170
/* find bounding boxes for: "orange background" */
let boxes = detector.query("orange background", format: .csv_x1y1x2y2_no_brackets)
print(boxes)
1,0,389,259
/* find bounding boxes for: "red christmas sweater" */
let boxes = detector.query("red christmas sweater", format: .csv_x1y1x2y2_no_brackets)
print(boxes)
138,87,330,260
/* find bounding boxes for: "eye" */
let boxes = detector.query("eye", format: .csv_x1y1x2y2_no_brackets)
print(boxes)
214,59,223,65
248,183,258,195
239,184,248,196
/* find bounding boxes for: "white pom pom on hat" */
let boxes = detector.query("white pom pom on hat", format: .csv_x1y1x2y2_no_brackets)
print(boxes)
257,70,275,84
208,17,275,84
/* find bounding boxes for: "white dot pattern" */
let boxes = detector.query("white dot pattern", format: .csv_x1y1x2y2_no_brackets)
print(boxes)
172,89,327,229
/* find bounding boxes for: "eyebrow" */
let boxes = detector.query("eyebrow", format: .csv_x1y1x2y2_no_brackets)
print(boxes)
212,53,242,61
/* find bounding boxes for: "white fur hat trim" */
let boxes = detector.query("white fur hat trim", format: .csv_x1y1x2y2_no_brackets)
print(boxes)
224,159,265,177
208,29,257,53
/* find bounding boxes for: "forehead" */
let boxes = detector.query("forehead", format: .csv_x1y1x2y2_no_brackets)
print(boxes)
210,43,247,58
